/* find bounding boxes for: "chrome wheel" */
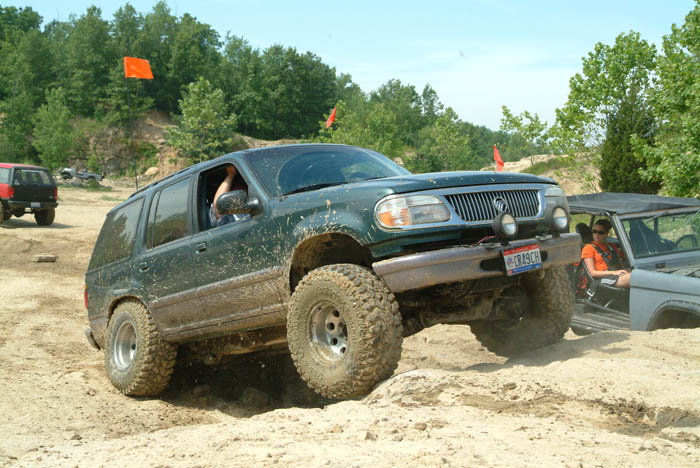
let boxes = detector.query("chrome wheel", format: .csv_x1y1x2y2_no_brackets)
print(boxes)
309,301,348,362
113,319,137,371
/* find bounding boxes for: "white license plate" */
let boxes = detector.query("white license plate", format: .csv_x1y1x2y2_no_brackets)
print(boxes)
31,202,41,208
503,243,542,276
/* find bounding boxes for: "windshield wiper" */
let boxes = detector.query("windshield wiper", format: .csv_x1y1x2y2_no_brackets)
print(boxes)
284,182,346,195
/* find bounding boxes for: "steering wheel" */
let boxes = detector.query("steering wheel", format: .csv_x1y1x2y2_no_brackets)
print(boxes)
676,234,699,249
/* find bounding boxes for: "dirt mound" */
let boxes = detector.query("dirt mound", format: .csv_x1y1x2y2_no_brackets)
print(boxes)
1,183,698,468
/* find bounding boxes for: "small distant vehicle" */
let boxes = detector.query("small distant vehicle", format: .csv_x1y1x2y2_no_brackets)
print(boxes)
0,162,58,226
59,167,103,182
568,192,700,333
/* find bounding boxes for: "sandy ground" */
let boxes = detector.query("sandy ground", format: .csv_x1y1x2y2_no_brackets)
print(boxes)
1,181,699,468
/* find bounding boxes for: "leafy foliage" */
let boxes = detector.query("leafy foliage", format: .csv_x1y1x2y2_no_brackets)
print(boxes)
167,77,240,164
32,87,74,170
633,2,700,197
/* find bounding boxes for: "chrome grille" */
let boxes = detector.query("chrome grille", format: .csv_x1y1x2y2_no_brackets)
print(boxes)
445,189,540,222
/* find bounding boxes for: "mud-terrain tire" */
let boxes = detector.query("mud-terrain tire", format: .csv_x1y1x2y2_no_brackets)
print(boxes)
104,300,177,396
287,264,403,399
34,208,55,226
0,203,7,223
470,266,573,357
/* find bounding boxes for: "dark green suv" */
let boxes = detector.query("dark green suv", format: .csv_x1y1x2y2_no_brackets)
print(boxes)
85,144,580,399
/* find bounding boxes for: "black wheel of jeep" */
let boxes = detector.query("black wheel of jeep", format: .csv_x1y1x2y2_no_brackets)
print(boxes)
287,264,403,399
469,266,573,357
0,203,7,223
34,208,55,226
104,300,177,396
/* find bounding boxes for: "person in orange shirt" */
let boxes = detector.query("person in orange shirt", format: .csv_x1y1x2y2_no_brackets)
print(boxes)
581,219,631,288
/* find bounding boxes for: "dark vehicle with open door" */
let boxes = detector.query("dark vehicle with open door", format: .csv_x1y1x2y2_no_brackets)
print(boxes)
568,192,700,334
0,163,58,226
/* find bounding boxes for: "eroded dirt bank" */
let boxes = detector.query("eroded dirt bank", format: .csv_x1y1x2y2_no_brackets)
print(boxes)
1,183,698,468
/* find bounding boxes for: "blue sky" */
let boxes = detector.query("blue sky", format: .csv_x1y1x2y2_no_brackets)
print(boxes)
12,0,698,130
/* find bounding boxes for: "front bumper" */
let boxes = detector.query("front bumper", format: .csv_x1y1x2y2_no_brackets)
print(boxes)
373,233,581,292
7,200,58,209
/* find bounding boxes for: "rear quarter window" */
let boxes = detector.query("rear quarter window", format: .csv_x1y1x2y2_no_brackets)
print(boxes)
89,198,145,270
0,168,9,184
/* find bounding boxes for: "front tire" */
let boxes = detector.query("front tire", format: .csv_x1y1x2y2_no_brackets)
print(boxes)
470,266,573,357
34,208,55,226
287,264,403,399
104,300,177,396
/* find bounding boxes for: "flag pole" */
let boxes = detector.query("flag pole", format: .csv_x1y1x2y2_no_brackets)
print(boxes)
126,75,138,191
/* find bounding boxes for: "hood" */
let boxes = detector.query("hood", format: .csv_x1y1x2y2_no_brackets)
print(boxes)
355,171,557,194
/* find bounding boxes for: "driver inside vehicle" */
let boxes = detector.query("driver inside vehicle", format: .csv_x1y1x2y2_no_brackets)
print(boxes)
581,218,631,288
210,165,250,227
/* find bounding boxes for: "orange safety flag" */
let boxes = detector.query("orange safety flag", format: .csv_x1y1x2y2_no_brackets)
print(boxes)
123,56,153,79
325,106,337,128
494,145,504,172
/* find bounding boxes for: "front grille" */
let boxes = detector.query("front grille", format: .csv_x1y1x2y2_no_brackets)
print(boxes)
445,189,540,222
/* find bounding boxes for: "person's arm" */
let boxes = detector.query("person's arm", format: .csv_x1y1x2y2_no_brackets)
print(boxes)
583,257,628,277
212,166,237,219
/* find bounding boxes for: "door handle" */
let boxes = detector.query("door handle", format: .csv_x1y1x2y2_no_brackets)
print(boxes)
195,242,207,253
139,262,149,272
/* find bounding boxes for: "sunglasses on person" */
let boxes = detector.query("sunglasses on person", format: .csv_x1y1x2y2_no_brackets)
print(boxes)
591,229,608,235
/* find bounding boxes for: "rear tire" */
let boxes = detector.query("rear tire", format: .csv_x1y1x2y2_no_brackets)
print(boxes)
470,266,573,356
0,203,7,223
34,208,55,226
104,300,177,396
287,264,403,399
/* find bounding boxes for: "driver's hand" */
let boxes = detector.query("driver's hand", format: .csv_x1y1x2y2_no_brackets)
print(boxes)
226,165,237,177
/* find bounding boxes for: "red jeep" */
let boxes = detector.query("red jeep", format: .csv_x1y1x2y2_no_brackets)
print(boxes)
0,163,58,226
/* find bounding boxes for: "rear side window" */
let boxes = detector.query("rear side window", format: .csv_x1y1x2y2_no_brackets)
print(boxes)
149,178,190,249
89,198,144,270
0,168,9,184
13,168,53,185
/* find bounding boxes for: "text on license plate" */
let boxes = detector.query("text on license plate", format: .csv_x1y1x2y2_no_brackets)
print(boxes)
503,243,542,276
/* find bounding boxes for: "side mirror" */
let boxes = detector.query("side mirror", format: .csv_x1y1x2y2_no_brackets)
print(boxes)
216,190,254,215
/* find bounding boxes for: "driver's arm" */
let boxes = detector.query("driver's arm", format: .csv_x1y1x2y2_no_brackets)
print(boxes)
213,166,237,219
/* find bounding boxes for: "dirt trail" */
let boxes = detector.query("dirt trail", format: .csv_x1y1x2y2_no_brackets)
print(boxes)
1,182,699,468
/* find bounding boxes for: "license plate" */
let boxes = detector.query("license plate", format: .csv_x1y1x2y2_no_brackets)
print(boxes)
31,202,41,208
503,243,542,276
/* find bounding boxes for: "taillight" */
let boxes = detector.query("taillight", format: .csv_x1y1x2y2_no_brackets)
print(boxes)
8,187,14,199
84,284,89,309
54,187,58,200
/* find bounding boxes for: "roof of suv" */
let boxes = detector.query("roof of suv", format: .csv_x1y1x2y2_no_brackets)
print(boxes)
0,162,50,170
568,192,700,215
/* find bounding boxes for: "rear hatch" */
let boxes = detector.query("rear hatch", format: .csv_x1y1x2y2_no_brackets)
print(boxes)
11,168,56,202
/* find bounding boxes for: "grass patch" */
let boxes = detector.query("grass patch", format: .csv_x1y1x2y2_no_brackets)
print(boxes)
100,195,126,202
58,182,112,192
522,157,576,175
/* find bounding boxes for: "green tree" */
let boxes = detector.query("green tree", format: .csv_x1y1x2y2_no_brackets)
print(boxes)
32,87,74,170
369,79,423,147
61,7,115,116
634,2,700,197
499,105,549,162
552,32,657,154
316,100,403,159
600,85,659,193
410,107,473,172
167,77,240,164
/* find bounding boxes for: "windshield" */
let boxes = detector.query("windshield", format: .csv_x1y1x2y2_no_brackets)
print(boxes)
622,209,700,258
13,168,54,186
243,145,411,197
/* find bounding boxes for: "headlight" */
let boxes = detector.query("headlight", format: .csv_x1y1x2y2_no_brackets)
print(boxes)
492,212,518,239
375,195,450,229
544,186,565,197
545,205,569,233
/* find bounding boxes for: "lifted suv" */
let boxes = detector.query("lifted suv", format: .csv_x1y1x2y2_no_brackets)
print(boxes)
0,163,58,226
85,144,580,399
